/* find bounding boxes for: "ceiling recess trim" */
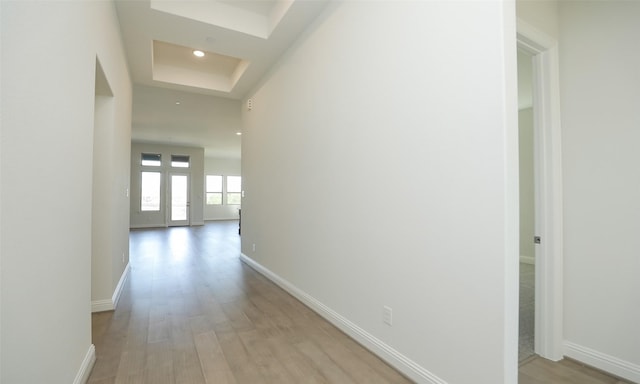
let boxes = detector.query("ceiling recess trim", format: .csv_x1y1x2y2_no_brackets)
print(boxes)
152,40,250,93
150,0,293,39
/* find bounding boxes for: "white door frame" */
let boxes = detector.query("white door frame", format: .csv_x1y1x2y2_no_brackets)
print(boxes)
517,19,564,361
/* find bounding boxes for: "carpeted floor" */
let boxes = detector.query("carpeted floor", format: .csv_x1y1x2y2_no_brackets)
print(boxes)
519,262,535,361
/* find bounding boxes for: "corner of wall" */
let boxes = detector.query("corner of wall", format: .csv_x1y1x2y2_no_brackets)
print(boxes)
239,254,449,384
564,342,640,383
91,262,130,313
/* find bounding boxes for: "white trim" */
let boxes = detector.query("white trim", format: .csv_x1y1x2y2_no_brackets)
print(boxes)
73,344,96,384
91,263,130,313
91,299,113,313
517,18,565,362
240,253,448,384
130,223,206,229
564,342,640,383
520,255,535,265
130,224,168,229
503,5,520,382
112,262,130,309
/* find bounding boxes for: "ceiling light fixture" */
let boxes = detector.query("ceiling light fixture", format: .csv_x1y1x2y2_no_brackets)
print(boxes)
236,132,242,136
175,101,181,105
193,50,205,58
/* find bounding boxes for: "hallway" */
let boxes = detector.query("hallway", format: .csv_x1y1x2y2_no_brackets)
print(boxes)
88,221,412,383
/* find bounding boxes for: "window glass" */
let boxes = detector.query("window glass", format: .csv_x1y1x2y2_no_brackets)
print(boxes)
171,155,190,168
141,172,161,211
206,175,222,205
171,175,188,221
226,176,241,205
141,153,161,166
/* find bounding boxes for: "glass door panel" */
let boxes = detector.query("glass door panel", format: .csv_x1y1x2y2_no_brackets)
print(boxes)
169,174,189,226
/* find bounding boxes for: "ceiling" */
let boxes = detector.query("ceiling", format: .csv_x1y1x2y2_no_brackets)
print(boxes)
131,84,243,159
115,0,329,158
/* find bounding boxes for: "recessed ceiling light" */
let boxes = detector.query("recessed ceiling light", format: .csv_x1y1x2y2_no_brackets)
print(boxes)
175,101,181,105
193,50,205,58
236,132,242,136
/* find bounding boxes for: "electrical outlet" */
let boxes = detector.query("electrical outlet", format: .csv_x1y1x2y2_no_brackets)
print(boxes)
252,243,256,252
383,306,393,326
122,252,125,263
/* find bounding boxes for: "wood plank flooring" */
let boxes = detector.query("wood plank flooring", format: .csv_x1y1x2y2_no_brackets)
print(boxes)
89,221,633,384
88,221,411,384
519,357,633,384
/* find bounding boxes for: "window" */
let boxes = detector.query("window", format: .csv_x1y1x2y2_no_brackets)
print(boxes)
171,155,190,168
226,176,241,205
206,175,222,205
141,153,161,166
141,172,161,211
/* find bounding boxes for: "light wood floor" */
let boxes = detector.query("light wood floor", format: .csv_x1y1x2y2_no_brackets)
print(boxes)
88,221,633,384
519,356,633,384
88,221,412,383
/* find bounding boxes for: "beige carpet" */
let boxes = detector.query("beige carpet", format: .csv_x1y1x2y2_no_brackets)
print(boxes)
519,262,535,361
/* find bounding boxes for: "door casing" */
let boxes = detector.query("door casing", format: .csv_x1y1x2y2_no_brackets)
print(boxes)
517,19,564,361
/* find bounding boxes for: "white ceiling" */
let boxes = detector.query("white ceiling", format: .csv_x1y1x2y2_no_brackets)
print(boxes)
131,84,243,159
115,0,329,158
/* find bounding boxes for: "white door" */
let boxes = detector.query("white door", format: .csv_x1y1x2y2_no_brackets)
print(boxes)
169,173,189,226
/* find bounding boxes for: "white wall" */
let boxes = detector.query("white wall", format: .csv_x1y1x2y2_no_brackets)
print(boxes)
518,48,535,262
516,0,558,39
130,143,205,228
517,50,534,110
0,1,3,377
559,1,640,380
518,107,535,261
242,2,519,383
204,157,241,221
1,1,131,382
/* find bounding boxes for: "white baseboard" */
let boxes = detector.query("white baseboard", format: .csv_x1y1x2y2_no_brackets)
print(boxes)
520,255,535,264
73,344,96,384
91,263,130,313
112,262,130,309
564,341,640,383
131,223,206,228
239,253,447,384
91,299,114,313
130,224,167,229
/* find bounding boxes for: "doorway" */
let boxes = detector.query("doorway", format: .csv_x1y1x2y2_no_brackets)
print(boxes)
169,173,190,226
517,22,564,362
518,48,536,362
91,58,116,314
